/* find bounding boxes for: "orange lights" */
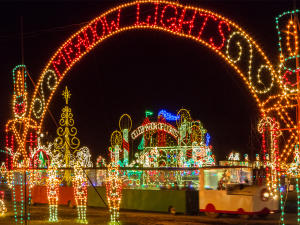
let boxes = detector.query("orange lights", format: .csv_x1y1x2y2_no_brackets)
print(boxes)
4,1,298,202
27,0,280,132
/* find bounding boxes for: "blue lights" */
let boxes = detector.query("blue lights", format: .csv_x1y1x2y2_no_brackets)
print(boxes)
158,109,179,121
206,133,211,146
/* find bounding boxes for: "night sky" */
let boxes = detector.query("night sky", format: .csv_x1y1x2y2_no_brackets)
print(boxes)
0,0,295,162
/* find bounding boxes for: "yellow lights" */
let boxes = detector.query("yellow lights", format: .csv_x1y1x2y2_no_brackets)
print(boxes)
6,65,40,168
26,0,280,133
46,166,60,222
52,87,93,182
0,199,7,216
110,131,123,148
62,86,71,105
72,164,88,224
52,86,80,184
106,164,122,224
119,114,132,165
3,4,300,222
176,108,191,127
119,114,132,131
110,130,123,164
286,19,298,57
258,117,281,198
7,1,294,179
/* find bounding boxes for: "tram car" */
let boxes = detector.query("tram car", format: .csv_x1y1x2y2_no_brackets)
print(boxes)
199,167,278,218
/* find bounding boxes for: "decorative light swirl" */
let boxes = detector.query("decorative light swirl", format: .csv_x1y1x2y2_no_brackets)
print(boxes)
225,31,274,94
46,70,58,91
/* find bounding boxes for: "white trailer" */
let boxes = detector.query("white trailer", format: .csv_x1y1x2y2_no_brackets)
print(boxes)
199,167,278,218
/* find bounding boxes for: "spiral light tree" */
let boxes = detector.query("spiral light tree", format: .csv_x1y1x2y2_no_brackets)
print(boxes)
52,86,80,184
52,86,93,184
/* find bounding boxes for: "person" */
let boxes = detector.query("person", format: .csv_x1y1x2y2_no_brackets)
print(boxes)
168,205,176,215
173,182,179,190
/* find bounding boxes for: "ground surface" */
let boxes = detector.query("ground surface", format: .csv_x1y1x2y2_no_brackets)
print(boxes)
0,203,297,225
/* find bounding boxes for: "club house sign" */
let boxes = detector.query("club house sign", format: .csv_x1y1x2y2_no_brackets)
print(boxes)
131,122,179,140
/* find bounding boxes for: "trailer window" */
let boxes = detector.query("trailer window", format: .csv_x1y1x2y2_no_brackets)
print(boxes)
204,169,223,190
203,168,252,190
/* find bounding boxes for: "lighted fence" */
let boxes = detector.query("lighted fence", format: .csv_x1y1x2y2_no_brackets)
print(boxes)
4,166,252,191
0,166,256,224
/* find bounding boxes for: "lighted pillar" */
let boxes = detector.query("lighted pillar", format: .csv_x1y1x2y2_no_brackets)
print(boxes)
122,129,129,166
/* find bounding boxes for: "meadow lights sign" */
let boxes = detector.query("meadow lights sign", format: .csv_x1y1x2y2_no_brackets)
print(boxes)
50,2,231,78
131,122,179,140
31,0,278,133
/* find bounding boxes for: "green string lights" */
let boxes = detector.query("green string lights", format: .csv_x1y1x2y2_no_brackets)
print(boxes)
279,176,285,225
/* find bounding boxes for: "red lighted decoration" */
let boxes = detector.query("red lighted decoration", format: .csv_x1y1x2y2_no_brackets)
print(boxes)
30,0,278,131
50,4,230,78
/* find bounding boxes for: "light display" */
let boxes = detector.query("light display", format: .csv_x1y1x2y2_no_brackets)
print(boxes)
73,164,88,224
130,109,215,169
105,164,122,224
2,2,300,223
158,109,179,121
96,156,106,167
205,133,211,146
258,117,281,199
52,86,93,183
276,10,300,92
6,65,39,168
228,152,240,161
46,166,60,222
25,0,279,135
131,122,179,140
110,131,123,165
4,4,296,214
286,146,300,224
0,191,6,216
244,154,249,161
0,200,6,216
119,114,132,166
30,135,52,168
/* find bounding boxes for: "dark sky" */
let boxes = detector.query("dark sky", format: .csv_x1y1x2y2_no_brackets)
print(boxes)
0,0,295,162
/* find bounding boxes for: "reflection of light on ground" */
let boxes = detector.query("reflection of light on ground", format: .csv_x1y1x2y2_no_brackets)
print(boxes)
0,202,296,225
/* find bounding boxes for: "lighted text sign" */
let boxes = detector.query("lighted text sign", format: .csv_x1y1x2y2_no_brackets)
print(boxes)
30,0,278,130
131,122,179,140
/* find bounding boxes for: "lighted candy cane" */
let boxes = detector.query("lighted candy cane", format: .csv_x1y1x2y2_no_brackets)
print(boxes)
258,117,281,199
119,114,132,166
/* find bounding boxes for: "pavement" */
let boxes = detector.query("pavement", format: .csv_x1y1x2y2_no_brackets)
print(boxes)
0,202,297,225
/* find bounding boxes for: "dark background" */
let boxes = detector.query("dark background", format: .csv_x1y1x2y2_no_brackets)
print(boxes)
0,0,296,162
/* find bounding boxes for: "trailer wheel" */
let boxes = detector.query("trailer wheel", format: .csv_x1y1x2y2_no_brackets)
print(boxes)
257,214,268,218
239,214,253,219
67,200,73,208
204,211,220,218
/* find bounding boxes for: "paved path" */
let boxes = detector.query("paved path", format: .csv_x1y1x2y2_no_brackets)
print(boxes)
0,203,297,224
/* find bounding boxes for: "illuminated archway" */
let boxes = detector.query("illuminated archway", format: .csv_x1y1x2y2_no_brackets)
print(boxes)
7,0,297,166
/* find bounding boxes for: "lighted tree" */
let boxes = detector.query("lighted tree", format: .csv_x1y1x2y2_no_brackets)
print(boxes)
52,87,93,184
